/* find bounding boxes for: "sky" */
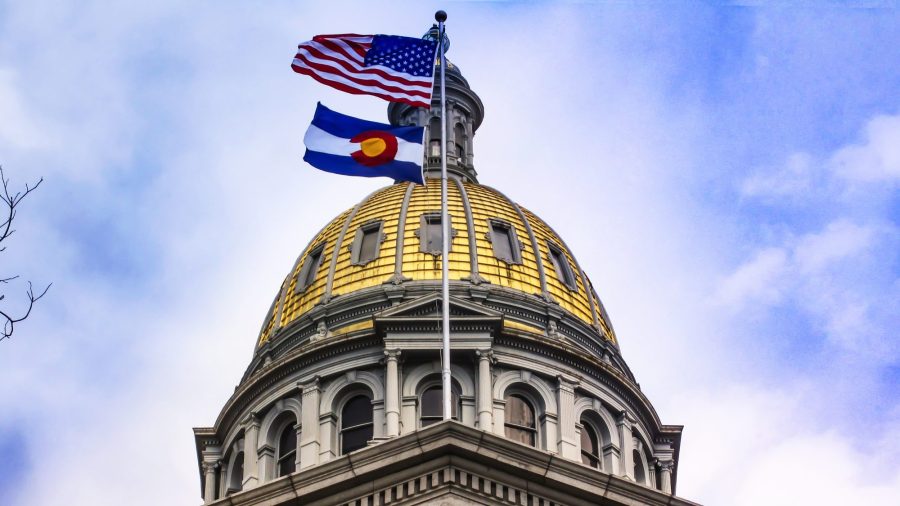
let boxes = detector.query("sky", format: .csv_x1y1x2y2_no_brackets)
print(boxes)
0,1,898,504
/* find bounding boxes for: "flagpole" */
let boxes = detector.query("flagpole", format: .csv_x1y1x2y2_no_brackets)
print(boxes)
436,9,452,422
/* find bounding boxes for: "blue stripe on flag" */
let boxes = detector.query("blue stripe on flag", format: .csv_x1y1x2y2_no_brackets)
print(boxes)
311,103,423,144
303,150,424,185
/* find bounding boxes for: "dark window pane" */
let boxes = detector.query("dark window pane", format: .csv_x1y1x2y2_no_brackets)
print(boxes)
278,425,296,459
277,423,297,476
300,248,323,288
359,227,379,263
505,426,535,446
278,456,295,477
342,396,373,428
425,217,443,252
505,395,535,427
421,386,460,426
581,424,597,455
421,387,442,418
581,423,600,468
342,426,372,454
492,224,514,261
504,395,536,447
549,246,576,288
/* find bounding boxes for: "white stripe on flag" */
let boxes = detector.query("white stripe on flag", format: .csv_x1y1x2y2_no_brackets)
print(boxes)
294,47,431,90
291,59,430,102
303,124,423,165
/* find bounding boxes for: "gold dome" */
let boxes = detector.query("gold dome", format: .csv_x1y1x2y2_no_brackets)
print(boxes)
258,179,616,347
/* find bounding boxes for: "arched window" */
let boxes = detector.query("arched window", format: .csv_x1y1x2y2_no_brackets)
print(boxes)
633,449,646,484
341,395,373,454
429,117,442,157
227,452,244,493
420,385,460,427
504,394,536,446
277,423,297,477
580,422,601,469
454,123,465,161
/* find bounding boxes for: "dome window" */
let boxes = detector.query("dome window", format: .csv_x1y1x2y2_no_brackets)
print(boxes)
416,213,456,255
547,242,577,291
350,220,384,266
504,394,536,446
420,385,460,427
340,395,373,454
580,422,601,469
295,243,325,293
487,219,522,264
276,423,297,477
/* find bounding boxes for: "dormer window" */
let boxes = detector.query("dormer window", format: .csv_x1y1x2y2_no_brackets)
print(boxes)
488,219,521,264
547,242,577,290
350,221,383,266
417,213,455,255
296,244,325,293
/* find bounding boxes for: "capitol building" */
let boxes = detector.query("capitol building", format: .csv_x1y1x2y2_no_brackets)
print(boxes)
193,54,698,506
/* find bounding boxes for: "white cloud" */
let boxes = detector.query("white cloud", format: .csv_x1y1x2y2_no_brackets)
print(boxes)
831,113,900,183
740,152,818,199
0,69,43,150
715,247,789,307
793,219,877,274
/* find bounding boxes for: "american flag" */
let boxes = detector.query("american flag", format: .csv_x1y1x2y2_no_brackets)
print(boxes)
292,34,438,108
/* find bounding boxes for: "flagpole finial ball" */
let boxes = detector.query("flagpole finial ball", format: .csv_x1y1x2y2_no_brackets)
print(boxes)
435,10,447,22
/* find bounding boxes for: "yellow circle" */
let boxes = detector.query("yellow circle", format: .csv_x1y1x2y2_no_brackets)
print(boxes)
359,137,386,157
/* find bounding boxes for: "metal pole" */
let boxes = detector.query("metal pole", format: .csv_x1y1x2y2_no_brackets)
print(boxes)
436,9,451,422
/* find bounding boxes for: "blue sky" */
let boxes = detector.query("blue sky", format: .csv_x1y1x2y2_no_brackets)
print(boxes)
0,1,898,504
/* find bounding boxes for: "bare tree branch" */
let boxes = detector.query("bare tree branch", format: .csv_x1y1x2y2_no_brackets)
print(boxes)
0,165,49,342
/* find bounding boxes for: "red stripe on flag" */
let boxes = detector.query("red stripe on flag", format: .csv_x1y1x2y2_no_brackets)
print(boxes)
291,64,431,108
291,56,431,98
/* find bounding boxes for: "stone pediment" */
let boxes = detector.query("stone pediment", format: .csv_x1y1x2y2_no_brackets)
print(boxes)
376,293,504,320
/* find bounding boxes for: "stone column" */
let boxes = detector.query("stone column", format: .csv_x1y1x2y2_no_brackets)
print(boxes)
257,445,275,481
242,414,260,489
659,460,674,494
202,461,218,503
299,378,321,469
617,411,635,480
384,349,401,437
556,375,578,460
476,349,494,432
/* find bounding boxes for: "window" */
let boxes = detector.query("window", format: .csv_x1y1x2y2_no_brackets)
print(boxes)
454,123,466,161
548,242,577,290
489,220,520,263
420,385,460,427
297,244,324,292
340,395,373,454
429,117,442,158
276,423,297,477
504,394,536,446
580,423,601,469
418,214,453,254
351,221,383,265
633,449,646,484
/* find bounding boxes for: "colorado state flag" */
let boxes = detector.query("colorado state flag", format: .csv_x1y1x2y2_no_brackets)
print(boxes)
303,103,425,184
